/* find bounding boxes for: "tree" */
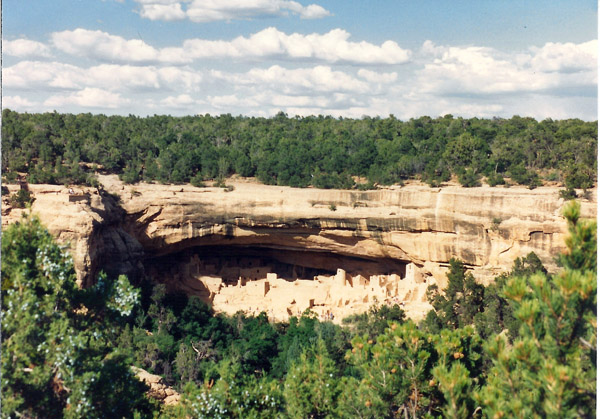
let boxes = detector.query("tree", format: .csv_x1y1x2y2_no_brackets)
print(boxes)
457,168,481,187
1,215,154,418
476,201,596,417
424,258,485,332
342,322,436,418
341,303,406,341
283,338,339,418
168,360,284,419
442,133,489,176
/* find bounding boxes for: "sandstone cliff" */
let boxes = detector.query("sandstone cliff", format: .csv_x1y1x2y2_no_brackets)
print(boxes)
2,175,596,320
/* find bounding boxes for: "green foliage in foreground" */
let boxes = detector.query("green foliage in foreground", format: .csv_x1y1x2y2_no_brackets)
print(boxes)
1,215,154,418
1,202,595,418
2,109,597,190
477,202,596,417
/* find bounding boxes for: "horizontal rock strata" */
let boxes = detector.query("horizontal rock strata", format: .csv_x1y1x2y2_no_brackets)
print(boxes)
2,175,596,320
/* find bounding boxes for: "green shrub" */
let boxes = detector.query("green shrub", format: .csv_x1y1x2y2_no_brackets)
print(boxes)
486,172,505,187
509,164,541,189
559,188,577,200
9,189,34,208
564,163,595,190
458,168,481,187
544,171,559,182
190,173,206,188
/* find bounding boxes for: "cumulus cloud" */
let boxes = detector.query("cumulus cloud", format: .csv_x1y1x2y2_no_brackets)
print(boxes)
160,94,201,108
209,94,261,109
211,65,370,94
138,2,186,21
530,40,597,73
357,69,397,83
3,61,84,89
183,27,411,64
50,27,410,66
3,95,38,109
156,67,204,91
414,40,597,97
51,28,187,64
3,61,204,94
3,39,52,58
44,88,130,109
135,0,331,22
4,30,597,120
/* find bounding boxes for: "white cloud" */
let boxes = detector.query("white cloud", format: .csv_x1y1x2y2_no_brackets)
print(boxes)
413,40,597,97
88,64,203,92
134,0,331,22
3,61,84,89
50,27,409,66
3,95,38,109
420,40,446,57
212,65,370,94
207,92,352,114
87,65,162,90
3,61,204,94
138,3,186,21
160,94,200,108
157,67,204,91
51,28,186,64
298,4,330,19
357,69,397,83
44,88,130,109
183,27,411,64
3,39,51,58
4,30,596,121
530,40,597,73
209,94,260,109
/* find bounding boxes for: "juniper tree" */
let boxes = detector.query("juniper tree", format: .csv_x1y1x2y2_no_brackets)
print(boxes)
1,214,153,418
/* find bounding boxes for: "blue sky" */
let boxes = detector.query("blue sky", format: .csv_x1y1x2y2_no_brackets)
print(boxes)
3,0,597,120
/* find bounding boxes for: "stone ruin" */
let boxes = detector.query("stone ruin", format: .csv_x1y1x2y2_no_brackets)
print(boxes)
151,250,434,323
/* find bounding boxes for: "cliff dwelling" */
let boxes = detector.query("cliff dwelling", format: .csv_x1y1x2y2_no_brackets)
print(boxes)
4,176,595,322
146,244,431,322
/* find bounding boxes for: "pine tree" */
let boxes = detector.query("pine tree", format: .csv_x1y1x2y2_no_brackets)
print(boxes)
476,201,596,417
425,258,485,331
343,321,436,418
283,338,339,418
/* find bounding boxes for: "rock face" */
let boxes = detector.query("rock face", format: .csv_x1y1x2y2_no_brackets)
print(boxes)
2,175,596,320
2,183,143,287
132,366,181,405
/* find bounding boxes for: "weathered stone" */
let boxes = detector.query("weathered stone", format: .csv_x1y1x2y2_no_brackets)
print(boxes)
131,366,181,405
2,175,596,321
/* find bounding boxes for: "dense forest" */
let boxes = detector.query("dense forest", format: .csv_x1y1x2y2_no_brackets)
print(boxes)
2,202,596,418
1,109,597,192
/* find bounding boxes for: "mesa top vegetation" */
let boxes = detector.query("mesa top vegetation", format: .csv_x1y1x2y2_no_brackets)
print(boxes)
2,109,596,190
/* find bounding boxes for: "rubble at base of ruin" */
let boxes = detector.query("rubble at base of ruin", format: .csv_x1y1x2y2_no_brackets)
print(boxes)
169,256,434,323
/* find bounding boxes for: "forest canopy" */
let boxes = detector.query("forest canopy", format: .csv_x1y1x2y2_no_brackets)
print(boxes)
1,109,597,190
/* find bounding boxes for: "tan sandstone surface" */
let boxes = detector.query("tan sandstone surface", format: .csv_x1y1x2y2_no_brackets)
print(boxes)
132,366,181,405
2,175,596,322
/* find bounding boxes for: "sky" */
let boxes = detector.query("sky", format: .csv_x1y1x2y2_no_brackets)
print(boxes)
2,0,598,120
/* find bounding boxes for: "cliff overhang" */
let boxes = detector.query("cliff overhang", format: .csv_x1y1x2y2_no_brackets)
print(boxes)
2,175,596,320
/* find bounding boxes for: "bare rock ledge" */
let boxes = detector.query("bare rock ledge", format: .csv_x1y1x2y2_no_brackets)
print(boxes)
2,175,595,321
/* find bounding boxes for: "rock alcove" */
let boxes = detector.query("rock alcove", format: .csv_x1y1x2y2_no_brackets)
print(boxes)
145,243,419,322
4,176,595,321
